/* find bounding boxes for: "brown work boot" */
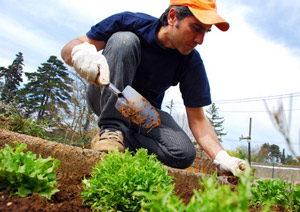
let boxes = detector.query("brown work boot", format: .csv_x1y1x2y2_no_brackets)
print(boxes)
91,129,125,153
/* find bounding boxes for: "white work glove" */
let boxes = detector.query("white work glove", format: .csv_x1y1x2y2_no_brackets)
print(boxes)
71,42,110,86
213,150,246,176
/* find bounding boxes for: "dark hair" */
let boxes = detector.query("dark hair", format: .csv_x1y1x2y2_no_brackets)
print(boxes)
159,6,194,26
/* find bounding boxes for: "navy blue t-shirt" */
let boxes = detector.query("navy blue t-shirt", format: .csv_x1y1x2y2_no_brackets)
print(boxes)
87,12,211,109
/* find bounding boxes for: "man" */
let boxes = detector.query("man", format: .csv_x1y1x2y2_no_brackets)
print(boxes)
61,0,245,175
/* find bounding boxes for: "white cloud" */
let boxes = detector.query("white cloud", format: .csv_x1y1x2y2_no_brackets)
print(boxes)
0,14,63,59
0,57,12,67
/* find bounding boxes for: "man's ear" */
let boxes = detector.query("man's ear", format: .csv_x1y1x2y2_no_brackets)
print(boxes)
167,8,177,26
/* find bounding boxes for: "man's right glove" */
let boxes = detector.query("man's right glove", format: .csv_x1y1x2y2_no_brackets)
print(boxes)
71,42,110,86
213,150,246,176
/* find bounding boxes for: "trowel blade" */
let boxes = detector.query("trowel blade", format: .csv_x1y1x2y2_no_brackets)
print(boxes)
115,85,160,129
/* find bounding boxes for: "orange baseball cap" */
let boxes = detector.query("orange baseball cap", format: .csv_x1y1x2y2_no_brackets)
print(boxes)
169,0,229,31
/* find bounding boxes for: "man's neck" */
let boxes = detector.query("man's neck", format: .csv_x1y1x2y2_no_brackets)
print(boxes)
156,25,174,49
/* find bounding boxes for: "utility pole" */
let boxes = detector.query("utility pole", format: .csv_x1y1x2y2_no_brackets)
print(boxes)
239,117,252,166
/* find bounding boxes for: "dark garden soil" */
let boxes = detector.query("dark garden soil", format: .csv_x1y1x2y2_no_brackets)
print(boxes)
0,129,287,212
0,167,201,212
0,175,288,212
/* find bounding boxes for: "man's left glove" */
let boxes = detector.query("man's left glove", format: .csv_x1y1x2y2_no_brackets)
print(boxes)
213,150,246,176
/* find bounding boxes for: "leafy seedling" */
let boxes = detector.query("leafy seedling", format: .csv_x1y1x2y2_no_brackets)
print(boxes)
0,142,60,199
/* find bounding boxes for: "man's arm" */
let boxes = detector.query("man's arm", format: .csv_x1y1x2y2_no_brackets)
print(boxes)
61,34,106,66
186,106,246,175
186,106,223,160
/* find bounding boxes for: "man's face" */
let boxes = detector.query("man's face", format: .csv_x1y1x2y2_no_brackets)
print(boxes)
168,15,212,55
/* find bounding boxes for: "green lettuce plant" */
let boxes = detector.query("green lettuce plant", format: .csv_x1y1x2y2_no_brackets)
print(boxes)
81,148,174,212
138,164,271,212
137,185,186,212
0,142,60,199
251,178,300,211
292,184,300,211
186,167,253,212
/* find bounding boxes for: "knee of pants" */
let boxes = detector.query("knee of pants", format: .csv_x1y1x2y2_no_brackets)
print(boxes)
110,31,139,43
105,31,141,58
165,147,197,169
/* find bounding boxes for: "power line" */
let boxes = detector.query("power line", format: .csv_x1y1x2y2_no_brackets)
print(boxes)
219,108,300,113
224,138,300,146
162,102,300,113
214,92,300,104
163,92,300,106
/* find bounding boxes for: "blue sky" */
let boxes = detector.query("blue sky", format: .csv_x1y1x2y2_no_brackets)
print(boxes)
241,0,300,50
0,0,300,157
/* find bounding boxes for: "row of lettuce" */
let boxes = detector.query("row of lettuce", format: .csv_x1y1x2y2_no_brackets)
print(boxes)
0,142,299,211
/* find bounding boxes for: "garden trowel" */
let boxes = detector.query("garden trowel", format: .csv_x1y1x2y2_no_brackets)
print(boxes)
97,77,160,128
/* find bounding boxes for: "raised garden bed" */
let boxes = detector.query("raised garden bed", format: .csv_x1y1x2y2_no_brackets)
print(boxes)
0,129,290,211
0,129,208,211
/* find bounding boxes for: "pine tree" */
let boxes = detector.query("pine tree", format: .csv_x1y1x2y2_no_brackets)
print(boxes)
206,102,227,142
20,56,73,124
0,52,24,103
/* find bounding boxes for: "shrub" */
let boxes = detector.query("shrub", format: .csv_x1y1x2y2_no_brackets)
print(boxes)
0,113,47,138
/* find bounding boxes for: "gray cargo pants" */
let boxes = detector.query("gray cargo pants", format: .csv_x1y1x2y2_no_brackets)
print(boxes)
87,32,196,169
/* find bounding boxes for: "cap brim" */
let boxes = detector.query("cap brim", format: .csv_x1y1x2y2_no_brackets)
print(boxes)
189,7,230,31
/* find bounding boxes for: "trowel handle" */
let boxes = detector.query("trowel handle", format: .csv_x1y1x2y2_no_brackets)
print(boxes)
95,74,123,97
106,83,122,97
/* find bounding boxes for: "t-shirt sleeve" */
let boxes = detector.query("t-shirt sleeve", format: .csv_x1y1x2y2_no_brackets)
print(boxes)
86,12,130,41
179,50,212,108
86,12,151,42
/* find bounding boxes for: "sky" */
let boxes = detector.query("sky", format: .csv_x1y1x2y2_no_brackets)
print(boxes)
0,0,300,157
